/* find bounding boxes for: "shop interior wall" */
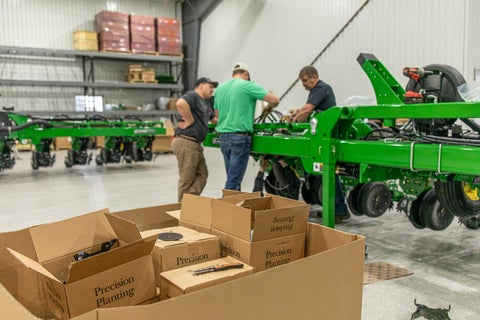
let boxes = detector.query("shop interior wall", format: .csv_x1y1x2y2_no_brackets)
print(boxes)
0,0,181,111
198,0,478,115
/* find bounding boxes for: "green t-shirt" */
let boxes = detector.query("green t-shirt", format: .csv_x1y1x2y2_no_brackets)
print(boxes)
213,78,268,133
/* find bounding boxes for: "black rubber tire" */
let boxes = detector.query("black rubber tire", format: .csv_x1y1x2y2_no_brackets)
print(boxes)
435,179,480,217
408,191,427,229
31,151,39,170
64,150,73,168
301,181,315,204
301,175,320,204
358,182,391,218
405,64,466,127
346,183,365,216
419,188,454,231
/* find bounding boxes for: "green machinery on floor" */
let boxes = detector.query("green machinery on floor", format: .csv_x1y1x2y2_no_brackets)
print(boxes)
0,112,166,170
204,53,480,229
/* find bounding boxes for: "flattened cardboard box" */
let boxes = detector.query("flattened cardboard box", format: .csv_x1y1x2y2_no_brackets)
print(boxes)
211,194,309,242
160,256,253,300
140,226,220,285
211,228,305,272
6,210,157,319
0,223,365,320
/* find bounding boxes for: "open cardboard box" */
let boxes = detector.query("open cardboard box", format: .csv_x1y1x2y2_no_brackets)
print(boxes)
211,194,309,242
0,219,365,320
3,209,157,320
179,192,261,233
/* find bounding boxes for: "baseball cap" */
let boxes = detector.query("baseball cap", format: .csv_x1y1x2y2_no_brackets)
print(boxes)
195,77,218,88
233,62,250,73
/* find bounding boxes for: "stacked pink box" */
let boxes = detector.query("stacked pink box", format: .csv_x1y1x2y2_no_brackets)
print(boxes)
95,10,130,52
130,14,156,53
156,17,182,56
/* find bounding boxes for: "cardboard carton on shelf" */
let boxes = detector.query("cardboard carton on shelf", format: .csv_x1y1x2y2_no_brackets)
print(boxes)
140,226,220,286
159,256,253,300
4,209,157,319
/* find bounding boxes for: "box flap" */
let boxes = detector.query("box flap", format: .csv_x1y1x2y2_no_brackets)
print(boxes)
211,200,252,241
112,203,180,231
29,209,114,263
219,192,262,204
7,248,59,282
240,197,271,211
105,214,142,242
180,194,214,227
166,209,181,220
66,235,157,283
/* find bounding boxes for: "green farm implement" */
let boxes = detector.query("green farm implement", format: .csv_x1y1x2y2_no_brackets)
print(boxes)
204,53,480,229
0,112,165,170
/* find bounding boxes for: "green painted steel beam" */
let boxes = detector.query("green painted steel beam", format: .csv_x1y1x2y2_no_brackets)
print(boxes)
337,140,480,176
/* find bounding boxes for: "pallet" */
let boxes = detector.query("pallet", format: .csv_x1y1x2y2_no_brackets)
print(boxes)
157,53,184,58
101,49,132,54
127,79,158,84
131,51,159,56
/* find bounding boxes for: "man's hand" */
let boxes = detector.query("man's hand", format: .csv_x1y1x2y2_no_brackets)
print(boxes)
291,109,310,122
261,103,275,117
176,120,188,129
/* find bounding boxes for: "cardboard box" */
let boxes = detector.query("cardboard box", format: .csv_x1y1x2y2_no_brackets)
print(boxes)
54,137,71,150
159,256,253,300
111,203,180,231
178,193,262,234
0,222,365,320
73,31,98,51
6,210,157,319
211,228,305,272
140,226,220,285
211,194,309,242
152,135,173,153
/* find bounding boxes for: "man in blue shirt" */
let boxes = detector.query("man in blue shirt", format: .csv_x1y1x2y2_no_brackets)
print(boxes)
292,65,350,223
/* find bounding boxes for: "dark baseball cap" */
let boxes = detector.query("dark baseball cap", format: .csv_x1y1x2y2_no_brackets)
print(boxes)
195,77,218,88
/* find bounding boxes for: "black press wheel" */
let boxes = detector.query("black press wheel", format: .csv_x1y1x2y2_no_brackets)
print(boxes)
419,188,454,231
358,182,392,218
435,178,480,217
64,150,73,168
408,191,428,229
346,183,365,216
31,151,39,170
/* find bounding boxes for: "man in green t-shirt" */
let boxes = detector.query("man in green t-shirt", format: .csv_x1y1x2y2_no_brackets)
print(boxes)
214,63,279,191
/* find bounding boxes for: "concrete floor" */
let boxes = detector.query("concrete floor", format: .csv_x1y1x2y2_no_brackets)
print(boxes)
1,147,479,319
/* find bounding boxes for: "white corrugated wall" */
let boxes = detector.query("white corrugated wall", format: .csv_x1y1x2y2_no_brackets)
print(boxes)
0,0,180,111
0,0,178,49
198,0,476,114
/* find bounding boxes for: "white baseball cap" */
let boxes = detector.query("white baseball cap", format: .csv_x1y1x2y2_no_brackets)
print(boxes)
233,62,250,73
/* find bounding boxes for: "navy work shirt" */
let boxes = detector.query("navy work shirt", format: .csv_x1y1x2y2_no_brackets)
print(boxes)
307,80,336,111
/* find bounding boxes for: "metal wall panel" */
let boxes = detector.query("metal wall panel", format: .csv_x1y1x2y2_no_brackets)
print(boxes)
0,0,180,111
0,0,179,49
199,0,471,114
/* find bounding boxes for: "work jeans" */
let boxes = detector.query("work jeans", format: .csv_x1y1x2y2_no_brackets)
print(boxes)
171,137,208,201
218,133,252,191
